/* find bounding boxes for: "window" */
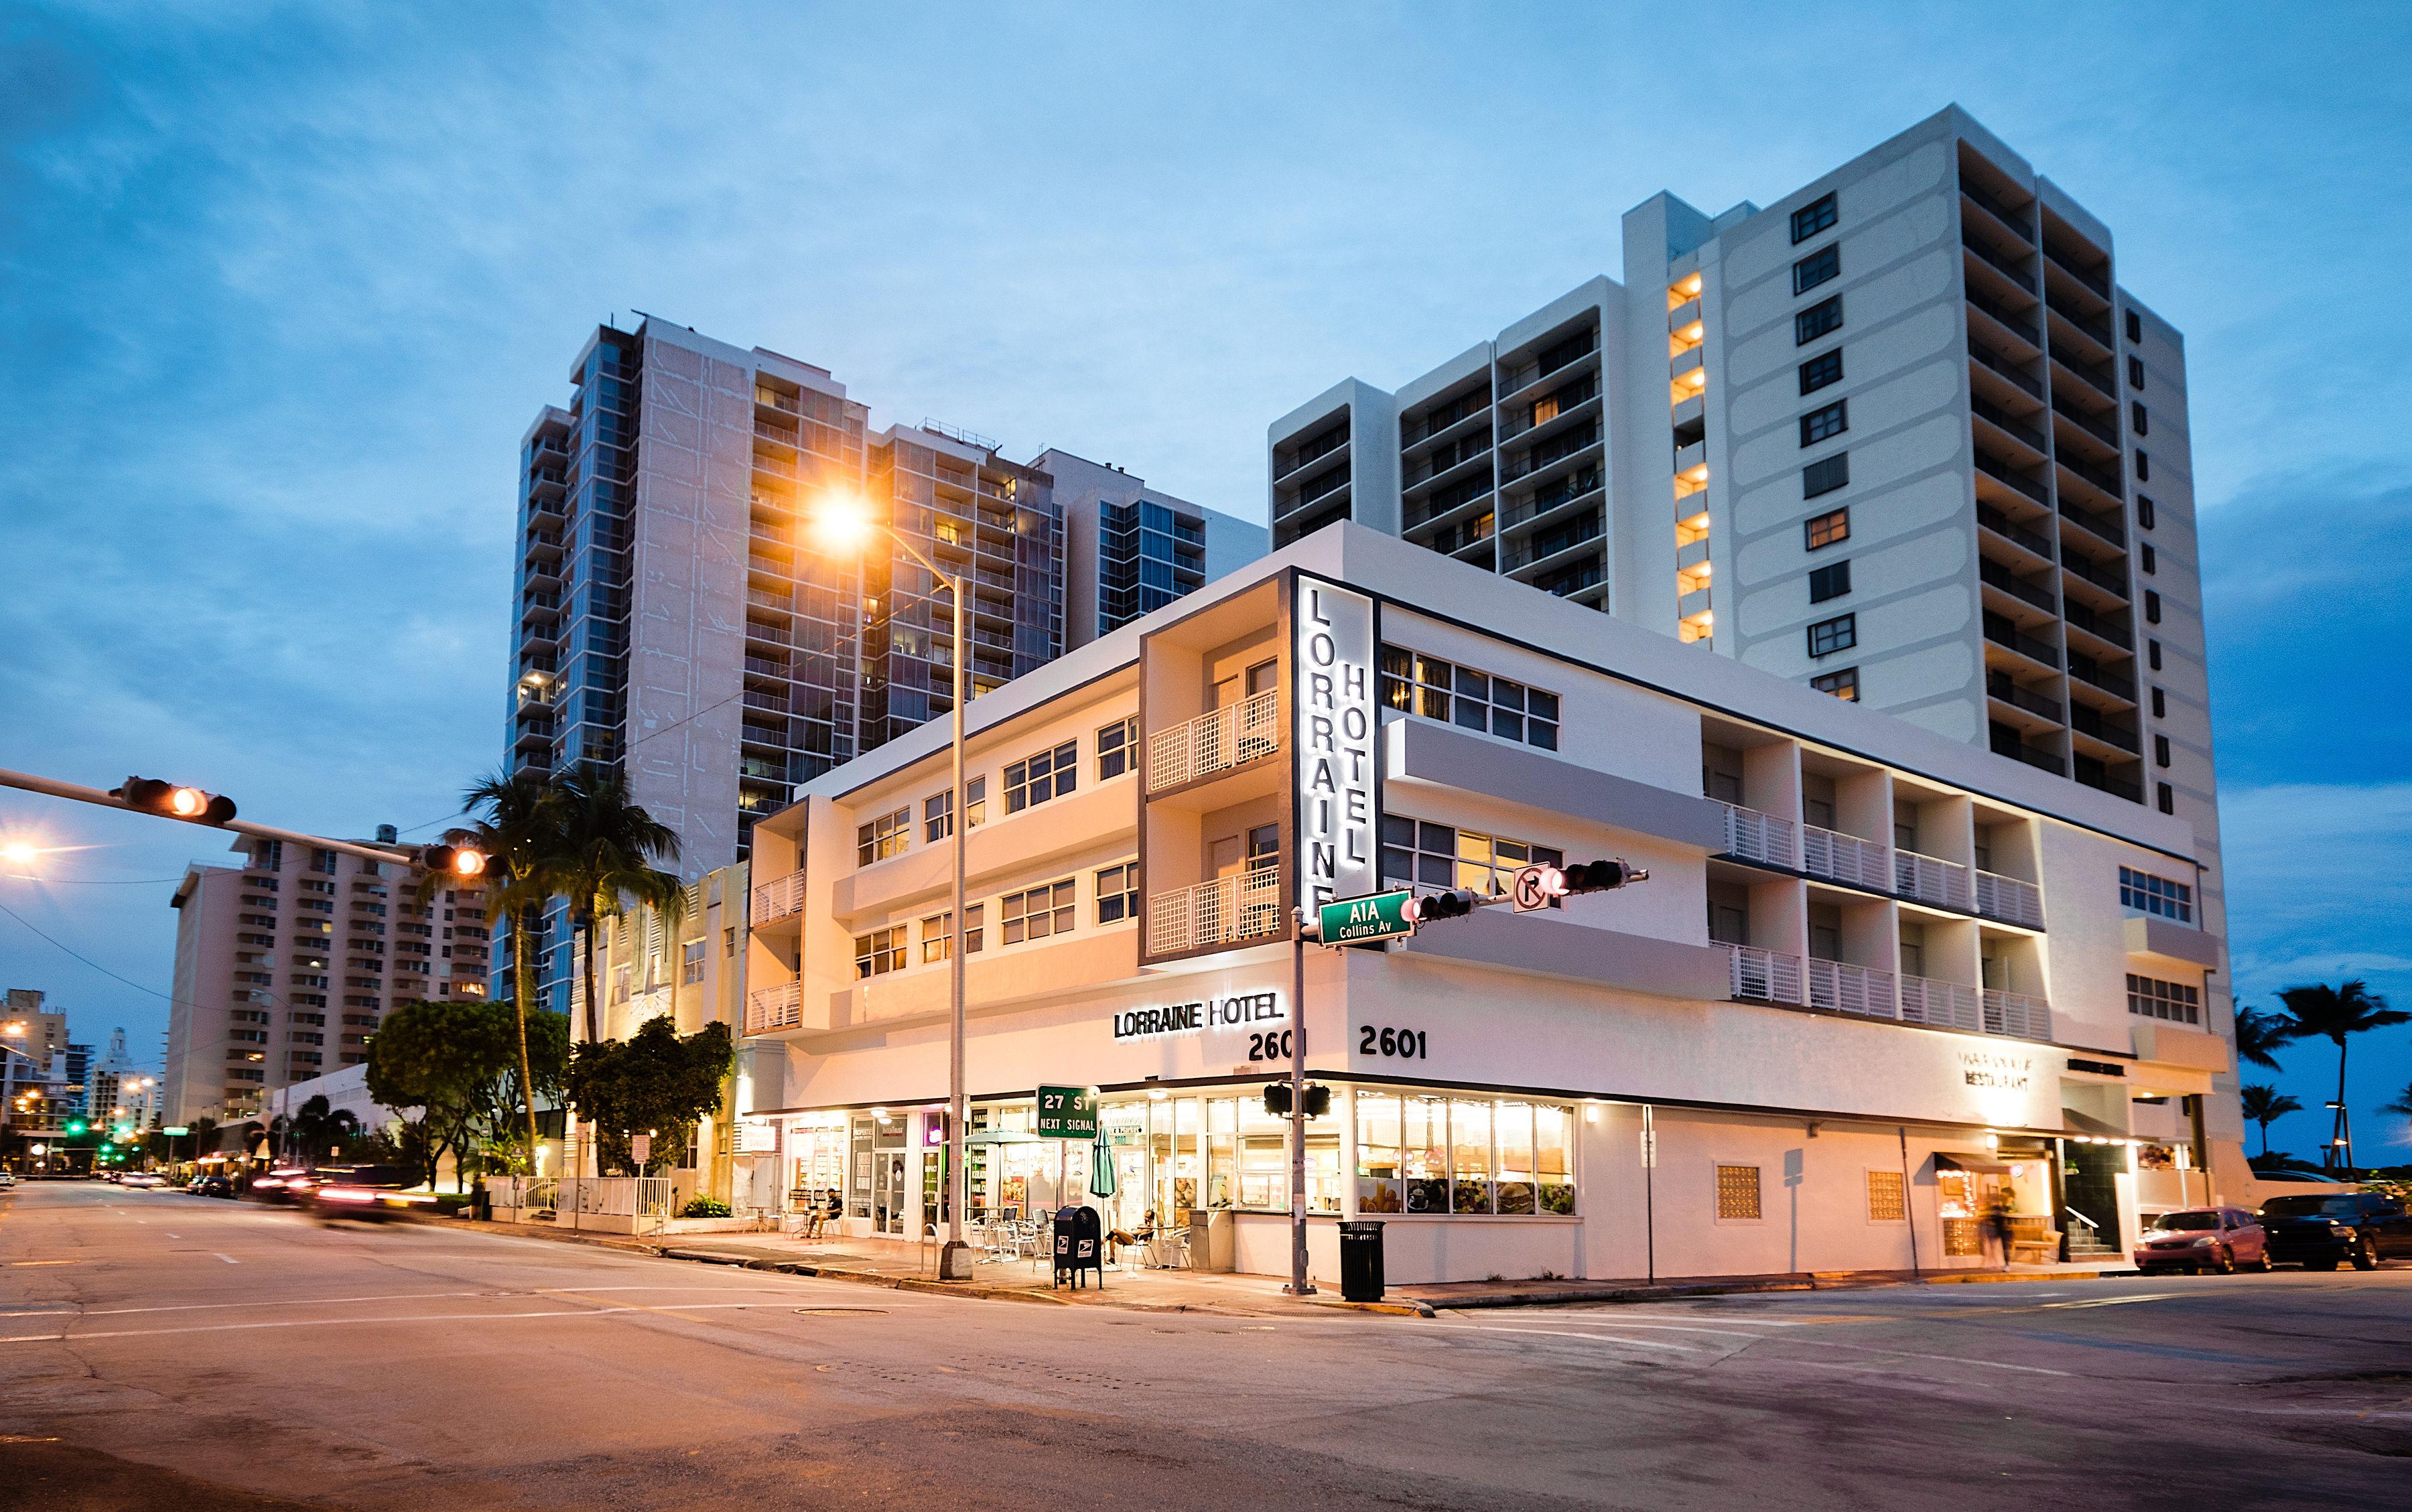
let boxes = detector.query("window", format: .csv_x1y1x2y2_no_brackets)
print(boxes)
853,927,906,979
1803,453,1849,499
2125,309,2143,343
1353,1093,1574,1217
1001,879,1075,944
2148,638,2163,671
2151,687,2166,719
2141,542,2156,575
1811,667,1859,701
2145,589,2161,624
1792,243,1840,295
610,965,630,1003
856,808,909,867
1808,560,1852,603
1095,716,1138,781
1094,863,1138,925
1381,816,1561,896
2127,356,2145,390
724,924,736,957
2127,973,2200,1026
923,777,988,842
1867,1168,1907,1222
2120,866,2193,923
1798,350,1843,395
2136,495,2155,531
1716,1164,1763,1221
1794,295,1842,346
1804,506,1850,549
2158,782,2175,815
1378,646,1560,750
1791,192,1836,244
2155,734,2171,768
1004,741,1078,813
681,939,705,985
2135,450,2151,482
1807,614,1857,658
2131,402,2148,437
919,905,985,962
1800,400,1849,447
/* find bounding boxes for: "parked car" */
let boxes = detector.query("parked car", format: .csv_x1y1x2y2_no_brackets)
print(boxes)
2135,1207,2267,1274
196,1174,233,1198
305,1165,435,1223
0,1171,16,1188
2259,1192,2412,1271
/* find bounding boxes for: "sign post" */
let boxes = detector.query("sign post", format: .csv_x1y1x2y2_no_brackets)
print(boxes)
1034,1086,1099,1141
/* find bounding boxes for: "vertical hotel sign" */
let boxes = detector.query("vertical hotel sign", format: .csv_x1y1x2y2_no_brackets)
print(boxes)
1294,576,1380,912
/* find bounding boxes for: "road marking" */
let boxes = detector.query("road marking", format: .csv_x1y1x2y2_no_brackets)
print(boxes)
2039,1292,2182,1310
214,1253,240,1264
8,1260,74,1267
0,1300,825,1345
1426,1322,1706,1353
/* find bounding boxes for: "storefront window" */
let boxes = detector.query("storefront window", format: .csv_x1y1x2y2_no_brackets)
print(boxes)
1404,1096,1448,1215
1357,1093,1574,1217
1536,1105,1573,1214
1357,1093,1403,1213
1495,1102,1536,1215
1237,1095,1287,1210
1206,1098,1236,1209
1451,1099,1493,1213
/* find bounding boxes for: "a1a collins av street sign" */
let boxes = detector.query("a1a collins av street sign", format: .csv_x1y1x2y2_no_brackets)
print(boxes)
1036,1085,1099,1140
1317,888,1418,946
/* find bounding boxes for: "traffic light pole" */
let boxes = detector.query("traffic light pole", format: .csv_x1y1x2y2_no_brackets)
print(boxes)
1286,910,1313,1297
0,766,412,866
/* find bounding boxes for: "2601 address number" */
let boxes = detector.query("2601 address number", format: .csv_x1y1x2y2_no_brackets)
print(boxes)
1358,1026,1427,1060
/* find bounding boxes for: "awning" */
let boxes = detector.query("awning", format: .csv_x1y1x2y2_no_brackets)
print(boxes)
2060,1108,2128,1138
1934,1153,2015,1174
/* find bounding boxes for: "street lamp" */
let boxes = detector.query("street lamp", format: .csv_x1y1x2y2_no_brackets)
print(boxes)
812,492,975,1282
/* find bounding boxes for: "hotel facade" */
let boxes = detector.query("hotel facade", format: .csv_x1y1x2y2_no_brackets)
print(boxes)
733,523,2235,1286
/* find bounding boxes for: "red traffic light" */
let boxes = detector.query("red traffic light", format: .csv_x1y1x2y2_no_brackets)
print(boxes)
1405,888,1479,923
1560,859,1648,894
114,776,237,825
418,843,488,878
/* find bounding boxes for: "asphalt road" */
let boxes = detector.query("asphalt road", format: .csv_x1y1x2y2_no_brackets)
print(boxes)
3,1180,2408,1511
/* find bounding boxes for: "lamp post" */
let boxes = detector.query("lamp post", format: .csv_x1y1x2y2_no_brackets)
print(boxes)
814,496,976,1282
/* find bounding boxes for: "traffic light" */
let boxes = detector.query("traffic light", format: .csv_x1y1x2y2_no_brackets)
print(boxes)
113,776,237,825
64,1119,86,1136
1532,859,1651,901
1262,1083,1332,1118
1406,888,1479,923
416,843,488,878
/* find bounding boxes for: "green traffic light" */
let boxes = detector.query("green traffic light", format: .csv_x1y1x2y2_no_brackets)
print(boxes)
65,1119,86,1135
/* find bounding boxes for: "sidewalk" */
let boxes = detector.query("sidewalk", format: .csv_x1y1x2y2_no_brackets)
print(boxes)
433,1213,2129,1316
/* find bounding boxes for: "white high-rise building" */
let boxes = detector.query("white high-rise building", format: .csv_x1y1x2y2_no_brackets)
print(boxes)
1268,105,2233,1168
1036,449,1267,651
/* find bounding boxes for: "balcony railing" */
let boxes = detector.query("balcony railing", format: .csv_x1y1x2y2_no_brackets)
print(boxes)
1983,988,2054,1042
1974,870,2045,929
752,870,805,924
745,981,803,1035
1895,849,1974,910
1716,942,1804,1006
1897,974,1983,1033
1146,690,1280,793
1808,958,1897,1019
1715,801,1798,869
1147,867,1285,956
1802,825,1891,892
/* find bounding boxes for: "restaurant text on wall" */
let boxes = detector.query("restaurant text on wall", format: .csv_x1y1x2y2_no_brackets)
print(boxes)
1294,577,1379,911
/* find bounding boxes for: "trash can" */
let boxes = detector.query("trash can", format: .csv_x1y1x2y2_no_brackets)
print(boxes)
1338,1219,1386,1302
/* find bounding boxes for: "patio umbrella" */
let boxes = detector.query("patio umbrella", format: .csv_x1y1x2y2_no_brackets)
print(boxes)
1087,1132,1116,1197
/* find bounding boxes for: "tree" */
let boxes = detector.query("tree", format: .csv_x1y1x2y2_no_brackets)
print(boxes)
564,1019,733,1176
461,766,574,1167
2238,1083,2302,1158
2231,1006,2291,1073
2383,1083,2412,1127
551,764,684,1044
2276,979,2408,1172
365,998,519,1191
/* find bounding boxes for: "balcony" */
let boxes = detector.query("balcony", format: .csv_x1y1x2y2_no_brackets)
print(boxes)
1146,690,1280,793
1146,867,1284,957
1983,988,2053,1042
1983,614,2060,669
1802,824,1890,892
745,981,803,1035
1987,674,2063,724
1968,342,2043,399
1275,429,1347,481
1974,870,2045,929
1716,942,1804,1006
1974,451,2048,506
1808,957,1897,1019
1714,801,1798,869
1979,558,2058,614
1962,232,2037,293
752,870,804,924
1895,849,1974,910
1977,503,2055,563
1897,974,1983,1032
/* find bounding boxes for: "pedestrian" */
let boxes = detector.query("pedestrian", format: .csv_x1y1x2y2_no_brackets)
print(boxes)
802,1190,825,1239
1983,1190,2015,1269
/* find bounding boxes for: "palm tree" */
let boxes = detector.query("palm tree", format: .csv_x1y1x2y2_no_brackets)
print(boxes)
2238,1084,2302,1158
2276,979,2408,1171
551,764,684,1045
2231,1006,2291,1073
461,766,572,1172
2383,1083,2412,1127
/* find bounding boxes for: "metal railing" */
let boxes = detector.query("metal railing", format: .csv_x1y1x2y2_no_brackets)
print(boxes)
1802,825,1891,892
1715,801,1798,869
1962,230,2037,292
1968,341,2044,399
1897,973,1983,1033
752,870,805,924
1974,450,2048,505
1977,503,2055,560
1147,867,1284,956
1146,691,1280,793
1895,849,1974,910
1974,870,2045,929
745,981,803,1034
1808,958,1897,1019
1984,988,2054,1042
1716,942,1805,1006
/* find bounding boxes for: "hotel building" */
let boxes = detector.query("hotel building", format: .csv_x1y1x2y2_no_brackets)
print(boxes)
732,523,2238,1285
161,833,489,1127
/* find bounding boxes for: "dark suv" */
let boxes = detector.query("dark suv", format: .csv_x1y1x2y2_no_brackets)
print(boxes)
2258,1192,2412,1271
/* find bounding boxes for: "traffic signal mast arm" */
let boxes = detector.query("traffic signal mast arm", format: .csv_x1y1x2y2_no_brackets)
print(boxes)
1305,858,1651,941
0,764,477,872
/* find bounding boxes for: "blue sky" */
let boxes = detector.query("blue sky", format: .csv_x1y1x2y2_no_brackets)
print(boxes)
3,3,2408,1158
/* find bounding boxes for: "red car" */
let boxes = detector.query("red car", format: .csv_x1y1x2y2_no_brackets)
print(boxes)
2135,1206,2268,1274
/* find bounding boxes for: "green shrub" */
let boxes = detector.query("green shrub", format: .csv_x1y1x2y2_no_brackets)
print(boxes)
681,1196,733,1219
